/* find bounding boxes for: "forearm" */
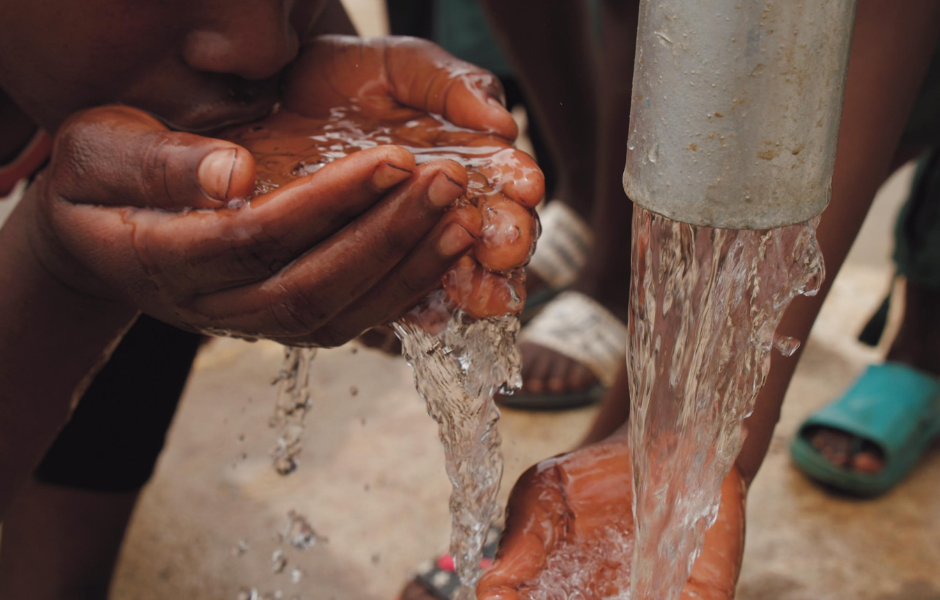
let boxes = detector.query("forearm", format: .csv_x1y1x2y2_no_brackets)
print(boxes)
736,0,940,485
0,199,136,519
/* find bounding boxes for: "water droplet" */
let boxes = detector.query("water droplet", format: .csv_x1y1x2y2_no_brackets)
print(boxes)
271,549,287,574
284,511,318,550
230,539,249,557
773,335,801,357
237,588,259,600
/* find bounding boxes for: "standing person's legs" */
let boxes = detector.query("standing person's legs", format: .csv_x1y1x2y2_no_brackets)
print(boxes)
0,315,201,600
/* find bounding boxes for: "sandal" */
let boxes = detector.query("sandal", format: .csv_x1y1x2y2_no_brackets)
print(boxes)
790,362,940,496
523,201,593,322
502,291,626,410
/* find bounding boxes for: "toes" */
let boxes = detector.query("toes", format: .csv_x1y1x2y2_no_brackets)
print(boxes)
520,342,597,396
567,362,597,392
851,441,885,474
520,342,551,393
811,428,852,468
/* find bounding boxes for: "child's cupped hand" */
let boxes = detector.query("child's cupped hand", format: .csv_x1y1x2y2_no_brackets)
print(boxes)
22,35,539,346
23,104,475,347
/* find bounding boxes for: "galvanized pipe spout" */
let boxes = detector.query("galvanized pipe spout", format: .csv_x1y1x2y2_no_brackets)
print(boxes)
623,0,858,230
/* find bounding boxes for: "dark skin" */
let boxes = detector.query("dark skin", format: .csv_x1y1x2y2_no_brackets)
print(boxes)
0,2,533,597
477,0,637,397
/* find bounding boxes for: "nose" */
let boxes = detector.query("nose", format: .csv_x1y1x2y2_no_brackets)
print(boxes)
183,2,300,81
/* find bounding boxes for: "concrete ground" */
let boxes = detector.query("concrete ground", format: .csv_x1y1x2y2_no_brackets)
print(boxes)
56,2,940,599
107,155,940,600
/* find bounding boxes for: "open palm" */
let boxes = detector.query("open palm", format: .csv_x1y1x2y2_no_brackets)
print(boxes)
477,437,746,600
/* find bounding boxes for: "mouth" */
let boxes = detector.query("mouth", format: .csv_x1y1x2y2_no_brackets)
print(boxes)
159,97,278,134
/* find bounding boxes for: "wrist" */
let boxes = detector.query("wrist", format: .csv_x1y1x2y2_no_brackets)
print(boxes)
3,192,138,337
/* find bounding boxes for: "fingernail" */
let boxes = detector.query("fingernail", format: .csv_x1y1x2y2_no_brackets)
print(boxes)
488,96,507,109
428,172,465,207
198,148,238,201
372,162,412,190
438,224,474,257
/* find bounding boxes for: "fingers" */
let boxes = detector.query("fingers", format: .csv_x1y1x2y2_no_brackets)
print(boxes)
475,193,537,272
50,106,256,209
382,37,518,140
443,258,526,318
181,159,469,340
682,468,747,600
296,219,475,346
121,145,417,291
477,148,545,208
283,36,518,140
477,462,566,599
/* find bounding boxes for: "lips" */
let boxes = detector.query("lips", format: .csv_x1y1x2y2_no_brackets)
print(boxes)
158,97,278,133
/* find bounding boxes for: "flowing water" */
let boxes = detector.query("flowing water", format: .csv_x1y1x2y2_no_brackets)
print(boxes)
393,290,522,598
270,347,317,475
626,206,824,600
219,106,535,599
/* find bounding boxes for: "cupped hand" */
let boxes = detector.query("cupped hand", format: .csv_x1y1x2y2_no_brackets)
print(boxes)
227,35,545,319
282,35,518,140
25,105,478,347
477,437,746,600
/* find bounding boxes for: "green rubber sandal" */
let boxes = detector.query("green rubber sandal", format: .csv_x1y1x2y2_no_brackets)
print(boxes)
790,362,940,497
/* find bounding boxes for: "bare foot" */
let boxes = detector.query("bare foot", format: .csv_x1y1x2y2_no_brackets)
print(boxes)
476,436,746,600
808,427,885,474
517,342,596,395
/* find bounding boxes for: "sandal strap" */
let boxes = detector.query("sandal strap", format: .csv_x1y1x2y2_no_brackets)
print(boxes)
520,291,626,387
527,201,593,291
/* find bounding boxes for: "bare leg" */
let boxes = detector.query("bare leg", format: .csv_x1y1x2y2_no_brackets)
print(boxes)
736,0,940,484
0,481,138,600
502,0,640,398
478,0,598,219
579,0,940,482
811,278,940,473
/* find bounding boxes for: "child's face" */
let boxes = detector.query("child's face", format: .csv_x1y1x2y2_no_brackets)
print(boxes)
0,0,326,132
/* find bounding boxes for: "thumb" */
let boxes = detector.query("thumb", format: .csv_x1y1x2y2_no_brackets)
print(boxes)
50,105,256,209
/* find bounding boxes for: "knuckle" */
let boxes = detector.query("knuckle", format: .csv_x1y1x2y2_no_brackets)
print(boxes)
226,229,296,280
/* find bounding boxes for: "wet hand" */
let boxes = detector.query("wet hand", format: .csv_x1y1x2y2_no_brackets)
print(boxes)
476,438,746,600
283,35,519,140
24,105,477,346
240,36,545,318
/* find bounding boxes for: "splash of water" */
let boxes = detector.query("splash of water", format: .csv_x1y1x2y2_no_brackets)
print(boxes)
394,290,521,599
527,526,635,600
627,206,824,600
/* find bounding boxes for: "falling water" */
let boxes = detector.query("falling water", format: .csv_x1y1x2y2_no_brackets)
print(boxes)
627,206,824,600
270,347,317,475
394,290,522,599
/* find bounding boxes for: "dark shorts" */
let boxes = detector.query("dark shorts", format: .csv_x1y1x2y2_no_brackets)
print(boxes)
893,42,940,288
34,315,201,492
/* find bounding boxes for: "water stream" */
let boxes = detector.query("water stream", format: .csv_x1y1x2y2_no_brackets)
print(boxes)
394,290,521,598
626,206,824,600
220,106,533,599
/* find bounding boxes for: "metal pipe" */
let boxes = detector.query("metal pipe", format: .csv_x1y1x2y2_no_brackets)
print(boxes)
623,0,857,230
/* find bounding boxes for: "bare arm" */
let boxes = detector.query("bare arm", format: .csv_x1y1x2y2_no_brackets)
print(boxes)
0,202,136,517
